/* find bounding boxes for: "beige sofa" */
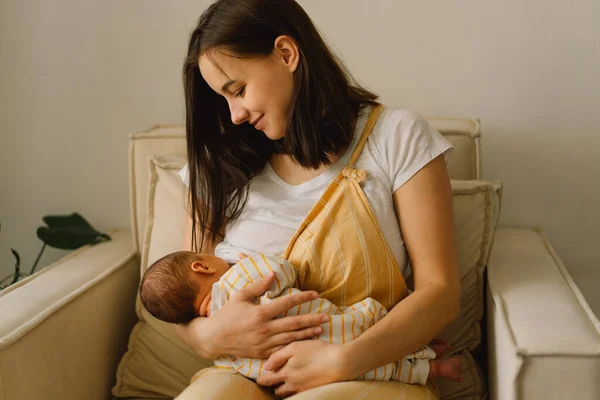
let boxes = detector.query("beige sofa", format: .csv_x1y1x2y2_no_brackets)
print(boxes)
1,117,598,400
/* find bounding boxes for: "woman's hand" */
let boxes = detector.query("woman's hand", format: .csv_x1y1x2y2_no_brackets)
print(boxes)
177,271,329,359
256,340,353,397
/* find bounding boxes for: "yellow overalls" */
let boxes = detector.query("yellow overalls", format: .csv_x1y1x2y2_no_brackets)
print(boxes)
283,104,408,311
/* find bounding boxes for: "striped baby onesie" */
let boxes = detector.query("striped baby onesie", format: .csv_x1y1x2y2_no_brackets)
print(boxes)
208,254,436,385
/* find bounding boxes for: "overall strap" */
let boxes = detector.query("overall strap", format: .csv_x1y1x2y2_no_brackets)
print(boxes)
348,104,385,166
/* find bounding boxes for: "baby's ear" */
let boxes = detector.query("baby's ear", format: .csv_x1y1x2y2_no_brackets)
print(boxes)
191,261,215,274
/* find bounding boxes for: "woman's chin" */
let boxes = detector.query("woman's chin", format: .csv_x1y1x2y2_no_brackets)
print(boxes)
263,128,285,141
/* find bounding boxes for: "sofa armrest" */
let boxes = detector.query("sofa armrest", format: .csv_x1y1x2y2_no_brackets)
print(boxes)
0,230,139,400
486,227,600,400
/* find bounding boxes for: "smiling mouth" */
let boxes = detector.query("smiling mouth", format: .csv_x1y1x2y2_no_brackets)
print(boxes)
250,114,264,126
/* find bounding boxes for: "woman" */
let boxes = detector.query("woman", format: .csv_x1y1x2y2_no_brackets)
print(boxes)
175,0,460,398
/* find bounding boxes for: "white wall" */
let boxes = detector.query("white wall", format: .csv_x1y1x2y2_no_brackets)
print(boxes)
1,1,599,306
0,0,210,281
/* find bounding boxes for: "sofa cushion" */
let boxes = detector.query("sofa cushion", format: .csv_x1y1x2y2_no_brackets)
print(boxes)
112,156,213,399
113,155,502,399
111,320,211,399
434,179,502,399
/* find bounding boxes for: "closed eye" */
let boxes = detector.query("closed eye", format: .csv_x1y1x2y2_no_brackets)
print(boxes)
235,86,246,98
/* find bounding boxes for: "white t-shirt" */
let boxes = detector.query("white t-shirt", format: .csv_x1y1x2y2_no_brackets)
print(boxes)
179,105,453,279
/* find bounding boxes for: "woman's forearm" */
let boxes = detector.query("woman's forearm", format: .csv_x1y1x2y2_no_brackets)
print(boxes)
342,281,460,379
174,317,220,360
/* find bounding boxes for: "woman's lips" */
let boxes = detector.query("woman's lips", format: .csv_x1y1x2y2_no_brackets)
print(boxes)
252,114,264,130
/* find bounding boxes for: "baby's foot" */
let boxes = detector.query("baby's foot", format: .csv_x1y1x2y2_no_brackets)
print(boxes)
429,357,463,383
429,338,451,358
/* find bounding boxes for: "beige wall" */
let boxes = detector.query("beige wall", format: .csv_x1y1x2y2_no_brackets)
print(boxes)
1,1,598,306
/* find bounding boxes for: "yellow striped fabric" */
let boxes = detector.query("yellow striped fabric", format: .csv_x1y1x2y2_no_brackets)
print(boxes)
211,254,435,384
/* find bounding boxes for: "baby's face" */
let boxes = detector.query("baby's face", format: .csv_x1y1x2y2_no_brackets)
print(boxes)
191,253,231,317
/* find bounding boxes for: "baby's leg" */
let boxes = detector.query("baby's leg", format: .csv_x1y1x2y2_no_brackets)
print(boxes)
392,346,437,385
426,338,463,383
325,298,387,344
429,338,452,357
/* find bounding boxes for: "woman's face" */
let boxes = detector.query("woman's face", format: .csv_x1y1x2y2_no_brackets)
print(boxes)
199,37,300,140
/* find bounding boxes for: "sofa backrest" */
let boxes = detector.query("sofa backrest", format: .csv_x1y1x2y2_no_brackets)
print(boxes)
128,117,481,255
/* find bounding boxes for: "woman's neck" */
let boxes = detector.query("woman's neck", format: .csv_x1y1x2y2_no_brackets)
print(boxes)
268,115,358,186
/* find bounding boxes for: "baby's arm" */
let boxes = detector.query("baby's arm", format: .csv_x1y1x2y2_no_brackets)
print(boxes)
251,255,297,299
212,254,297,312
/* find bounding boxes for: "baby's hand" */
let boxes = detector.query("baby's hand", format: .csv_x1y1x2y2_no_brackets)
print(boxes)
238,253,249,260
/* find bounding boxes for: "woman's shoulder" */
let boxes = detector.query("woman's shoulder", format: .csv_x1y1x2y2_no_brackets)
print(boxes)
361,103,454,192
364,104,447,156
371,105,433,140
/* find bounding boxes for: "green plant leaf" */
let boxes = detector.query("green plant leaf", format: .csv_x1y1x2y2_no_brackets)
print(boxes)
37,214,111,250
37,227,111,249
42,213,93,229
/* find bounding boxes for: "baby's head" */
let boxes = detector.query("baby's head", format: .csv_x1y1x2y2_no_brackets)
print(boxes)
139,251,230,324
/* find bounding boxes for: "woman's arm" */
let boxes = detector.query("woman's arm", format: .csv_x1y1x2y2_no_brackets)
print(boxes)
341,154,460,377
174,197,328,360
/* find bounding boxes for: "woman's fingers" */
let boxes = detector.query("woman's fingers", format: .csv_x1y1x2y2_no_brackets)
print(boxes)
268,314,327,336
230,271,275,302
261,324,323,358
261,290,320,318
264,345,285,358
264,344,295,372
257,367,287,387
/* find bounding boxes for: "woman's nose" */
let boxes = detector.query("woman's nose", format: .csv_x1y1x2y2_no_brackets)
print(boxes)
230,103,250,125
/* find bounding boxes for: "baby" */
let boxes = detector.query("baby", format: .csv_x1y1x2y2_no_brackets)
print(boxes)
140,251,462,385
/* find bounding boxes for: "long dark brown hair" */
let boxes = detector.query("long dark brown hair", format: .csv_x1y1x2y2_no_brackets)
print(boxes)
183,0,378,252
